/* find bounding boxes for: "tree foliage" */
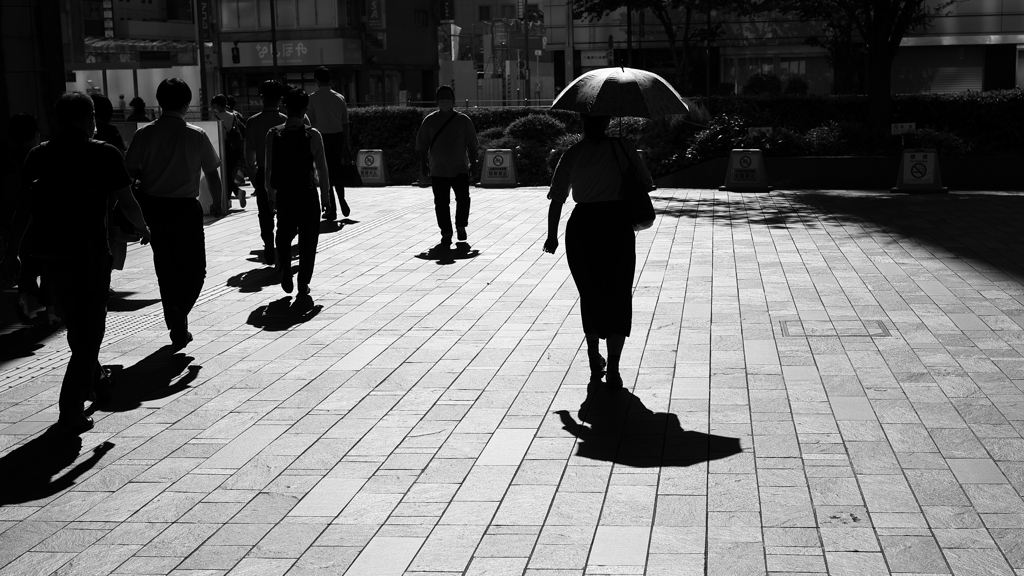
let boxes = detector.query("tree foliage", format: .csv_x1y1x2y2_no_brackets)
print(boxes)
570,0,736,92
740,0,965,124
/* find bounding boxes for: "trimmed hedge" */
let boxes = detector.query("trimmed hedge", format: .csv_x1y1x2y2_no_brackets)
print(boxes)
348,106,580,185
347,89,1024,185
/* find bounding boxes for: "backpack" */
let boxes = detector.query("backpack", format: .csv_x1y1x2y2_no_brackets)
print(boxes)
270,126,315,191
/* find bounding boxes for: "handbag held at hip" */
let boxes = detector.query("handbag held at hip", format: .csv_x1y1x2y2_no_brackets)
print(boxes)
611,139,656,230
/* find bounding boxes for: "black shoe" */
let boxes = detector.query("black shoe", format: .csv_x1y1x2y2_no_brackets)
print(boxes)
457,226,467,241
589,353,607,382
606,371,623,389
170,330,193,349
14,299,31,323
440,235,452,246
237,190,246,208
56,414,94,434
282,274,294,294
298,283,310,296
264,248,276,267
341,199,350,218
323,211,337,221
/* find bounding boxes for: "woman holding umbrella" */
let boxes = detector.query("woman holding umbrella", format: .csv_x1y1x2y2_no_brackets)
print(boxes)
543,114,652,387
543,67,686,388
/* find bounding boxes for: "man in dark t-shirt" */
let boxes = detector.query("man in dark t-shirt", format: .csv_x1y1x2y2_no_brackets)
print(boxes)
0,93,151,434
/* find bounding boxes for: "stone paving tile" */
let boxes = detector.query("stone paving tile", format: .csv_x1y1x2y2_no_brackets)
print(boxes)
3,188,1024,574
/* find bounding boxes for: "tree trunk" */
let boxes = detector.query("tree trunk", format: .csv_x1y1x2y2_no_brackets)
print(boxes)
866,44,893,130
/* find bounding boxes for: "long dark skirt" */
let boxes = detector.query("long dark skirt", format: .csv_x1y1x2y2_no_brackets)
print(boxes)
565,200,636,338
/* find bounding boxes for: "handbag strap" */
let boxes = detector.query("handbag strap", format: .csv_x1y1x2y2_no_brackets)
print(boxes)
430,112,458,149
609,138,630,176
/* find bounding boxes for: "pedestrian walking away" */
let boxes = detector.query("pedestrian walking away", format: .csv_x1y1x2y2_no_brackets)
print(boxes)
0,92,151,434
90,94,136,275
124,78,223,349
265,88,331,297
3,113,60,325
126,97,149,123
244,80,288,266
543,114,654,388
416,85,478,248
212,94,246,208
306,66,352,221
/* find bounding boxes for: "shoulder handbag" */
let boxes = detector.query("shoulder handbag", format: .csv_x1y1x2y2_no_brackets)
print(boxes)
611,138,656,230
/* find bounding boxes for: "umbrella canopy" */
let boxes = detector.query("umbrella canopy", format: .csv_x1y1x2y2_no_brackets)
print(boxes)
550,67,689,118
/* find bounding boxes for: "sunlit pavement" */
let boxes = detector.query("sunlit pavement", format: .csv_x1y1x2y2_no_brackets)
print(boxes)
1,186,1023,575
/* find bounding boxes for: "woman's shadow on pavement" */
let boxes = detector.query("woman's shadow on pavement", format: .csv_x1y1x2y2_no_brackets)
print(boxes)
415,242,480,265
556,381,742,467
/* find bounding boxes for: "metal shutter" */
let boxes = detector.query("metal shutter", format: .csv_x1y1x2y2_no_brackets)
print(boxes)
891,45,984,94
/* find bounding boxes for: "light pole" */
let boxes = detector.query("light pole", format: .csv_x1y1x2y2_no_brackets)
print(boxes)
270,0,278,78
705,0,712,96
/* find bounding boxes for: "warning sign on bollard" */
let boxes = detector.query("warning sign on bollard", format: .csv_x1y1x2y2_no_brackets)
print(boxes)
891,148,946,193
480,149,518,188
720,149,771,192
356,149,389,186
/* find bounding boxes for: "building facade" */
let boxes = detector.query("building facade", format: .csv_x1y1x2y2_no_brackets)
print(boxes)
216,0,438,114
62,0,203,117
441,0,1024,101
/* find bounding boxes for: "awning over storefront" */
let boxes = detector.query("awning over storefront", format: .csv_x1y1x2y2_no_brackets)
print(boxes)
81,36,196,68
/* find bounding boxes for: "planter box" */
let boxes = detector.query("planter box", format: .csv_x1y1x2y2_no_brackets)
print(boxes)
655,155,1023,191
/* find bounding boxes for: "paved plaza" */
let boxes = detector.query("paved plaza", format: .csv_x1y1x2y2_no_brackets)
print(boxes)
1,185,1023,576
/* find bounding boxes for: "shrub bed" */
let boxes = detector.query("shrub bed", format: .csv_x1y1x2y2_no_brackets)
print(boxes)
347,89,1024,185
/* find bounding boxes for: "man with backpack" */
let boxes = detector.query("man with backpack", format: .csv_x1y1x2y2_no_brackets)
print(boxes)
416,85,478,249
265,88,331,296
0,92,151,433
212,94,246,208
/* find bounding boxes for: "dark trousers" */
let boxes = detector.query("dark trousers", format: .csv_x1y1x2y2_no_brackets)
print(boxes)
276,188,320,288
45,257,111,416
254,167,275,250
431,173,470,238
225,147,242,193
138,195,206,334
321,132,346,214
566,201,635,338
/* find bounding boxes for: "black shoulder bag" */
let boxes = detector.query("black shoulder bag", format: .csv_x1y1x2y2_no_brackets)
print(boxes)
610,138,656,230
430,112,458,150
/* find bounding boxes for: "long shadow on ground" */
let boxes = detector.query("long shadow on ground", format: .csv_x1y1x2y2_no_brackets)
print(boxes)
556,381,741,467
415,242,480,265
247,296,322,332
0,430,113,505
98,347,199,413
653,191,1024,285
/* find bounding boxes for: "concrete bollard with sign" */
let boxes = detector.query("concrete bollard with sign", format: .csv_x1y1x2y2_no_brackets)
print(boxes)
356,149,388,186
720,149,771,192
891,149,947,193
480,149,518,187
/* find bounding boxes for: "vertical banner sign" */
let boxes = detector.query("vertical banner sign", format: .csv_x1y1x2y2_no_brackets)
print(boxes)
102,0,114,38
368,0,386,29
198,0,212,41
439,0,455,22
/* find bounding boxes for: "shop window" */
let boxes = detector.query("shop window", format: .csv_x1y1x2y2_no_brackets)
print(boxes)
501,4,514,18
479,6,490,21
780,57,806,77
220,0,335,30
